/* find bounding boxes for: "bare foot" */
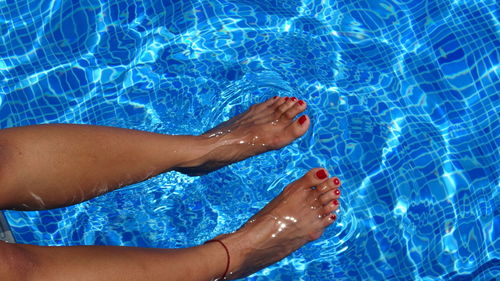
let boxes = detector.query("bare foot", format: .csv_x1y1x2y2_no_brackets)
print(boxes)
216,168,342,279
175,96,310,175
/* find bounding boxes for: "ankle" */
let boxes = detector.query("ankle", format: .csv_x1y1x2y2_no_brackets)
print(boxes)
214,231,252,280
172,135,218,170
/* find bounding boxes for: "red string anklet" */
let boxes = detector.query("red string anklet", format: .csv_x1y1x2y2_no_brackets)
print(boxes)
205,239,230,280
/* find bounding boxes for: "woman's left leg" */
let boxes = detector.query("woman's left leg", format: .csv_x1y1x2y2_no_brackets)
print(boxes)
0,96,309,210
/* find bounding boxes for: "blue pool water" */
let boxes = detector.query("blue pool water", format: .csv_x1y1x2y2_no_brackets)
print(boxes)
1,0,499,280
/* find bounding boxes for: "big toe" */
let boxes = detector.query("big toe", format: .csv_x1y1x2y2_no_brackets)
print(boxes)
289,168,330,190
285,114,310,140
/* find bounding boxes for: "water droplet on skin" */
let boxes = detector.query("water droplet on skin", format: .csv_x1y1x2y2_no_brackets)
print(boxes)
29,192,46,208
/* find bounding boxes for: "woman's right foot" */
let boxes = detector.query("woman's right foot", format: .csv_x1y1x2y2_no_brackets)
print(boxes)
218,168,342,279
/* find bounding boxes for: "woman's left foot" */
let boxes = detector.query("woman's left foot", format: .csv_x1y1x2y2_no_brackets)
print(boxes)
175,96,310,175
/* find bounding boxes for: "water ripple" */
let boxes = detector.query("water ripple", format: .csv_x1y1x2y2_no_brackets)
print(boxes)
1,0,498,280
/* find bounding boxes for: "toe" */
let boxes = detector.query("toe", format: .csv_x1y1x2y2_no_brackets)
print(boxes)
263,96,280,106
275,97,299,117
323,213,338,226
322,199,340,214
254,96,280,112
317,177,335,193
282,99,307,120
319,187,341,205
272,96,289,108
291,168,330,190
283,114,310,139
321,199,340,226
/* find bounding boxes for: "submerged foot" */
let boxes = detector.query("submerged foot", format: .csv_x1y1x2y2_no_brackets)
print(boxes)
176,96,310,175
218,168,342,279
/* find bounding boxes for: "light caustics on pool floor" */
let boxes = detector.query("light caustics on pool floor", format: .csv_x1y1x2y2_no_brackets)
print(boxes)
0,0,499,280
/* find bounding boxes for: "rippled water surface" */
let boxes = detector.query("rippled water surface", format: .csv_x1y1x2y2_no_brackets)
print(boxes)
1,0,499,280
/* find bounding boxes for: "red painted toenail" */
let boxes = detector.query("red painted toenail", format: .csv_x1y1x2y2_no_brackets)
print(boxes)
291,97,297,101
298,100,305,106
298,115,307,125
330,214,336,221
284,97,289,101
333,178,340,185
273,96,278,99
333,200,339,205
316,169,327,179
334,189,340,196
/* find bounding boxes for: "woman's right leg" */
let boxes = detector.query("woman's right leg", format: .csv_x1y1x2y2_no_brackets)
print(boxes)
0,168,341,281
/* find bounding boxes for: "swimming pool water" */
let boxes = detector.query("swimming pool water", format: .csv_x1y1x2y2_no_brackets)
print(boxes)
1,0,499,280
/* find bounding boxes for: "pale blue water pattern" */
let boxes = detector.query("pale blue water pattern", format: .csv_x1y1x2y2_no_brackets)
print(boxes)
0,0,499,280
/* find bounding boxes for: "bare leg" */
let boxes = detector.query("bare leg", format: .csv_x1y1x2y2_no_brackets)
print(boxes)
0,97,309,210
0,169,341,281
